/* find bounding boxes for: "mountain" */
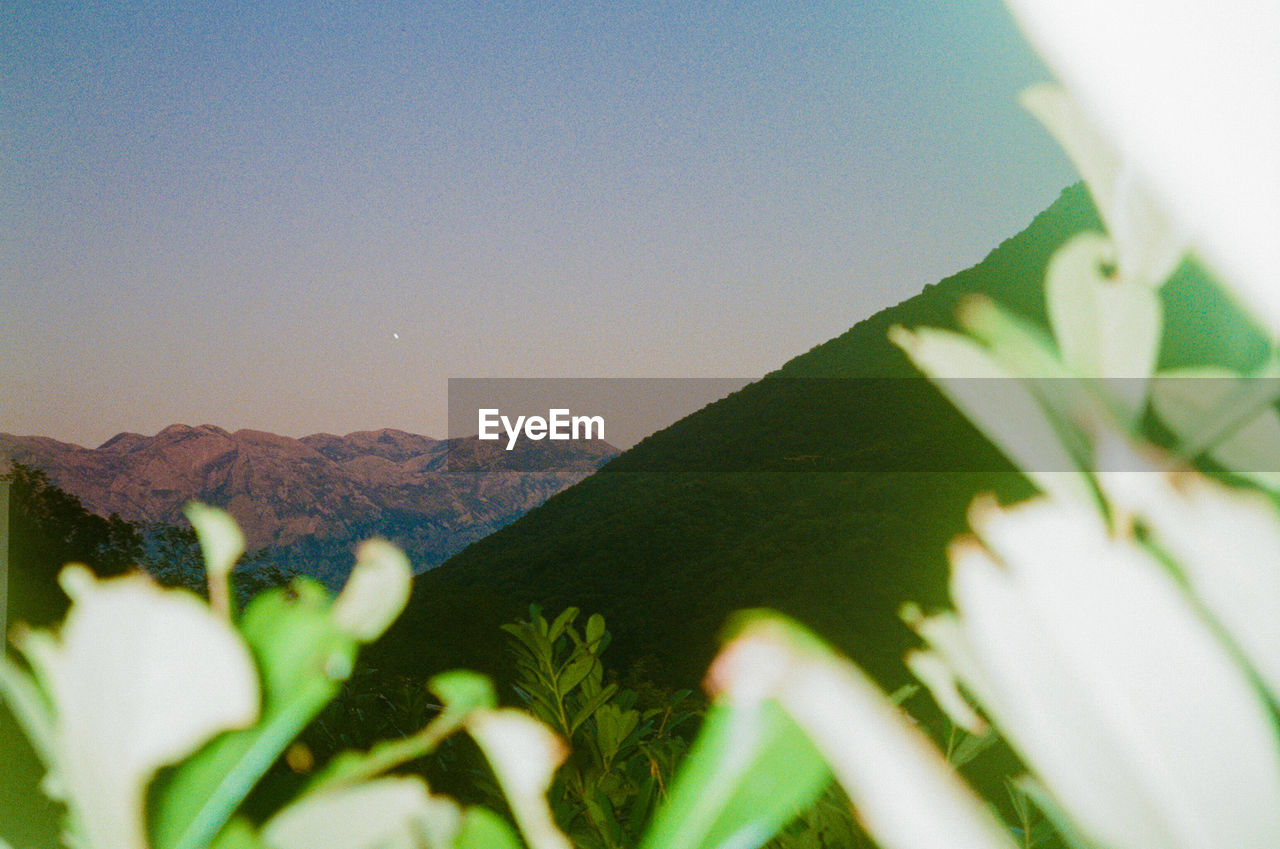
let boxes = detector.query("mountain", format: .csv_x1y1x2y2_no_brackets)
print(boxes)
0,426,618,585
372,184,1266,693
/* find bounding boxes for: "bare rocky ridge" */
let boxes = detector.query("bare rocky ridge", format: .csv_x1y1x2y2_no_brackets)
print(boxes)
0,425,618,580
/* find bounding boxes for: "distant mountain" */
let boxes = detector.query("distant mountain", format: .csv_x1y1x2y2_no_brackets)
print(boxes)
0,425,618,584
373,184,1266,694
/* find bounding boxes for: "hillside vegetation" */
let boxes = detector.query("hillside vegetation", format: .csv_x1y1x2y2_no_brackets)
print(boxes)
374,183,1266,691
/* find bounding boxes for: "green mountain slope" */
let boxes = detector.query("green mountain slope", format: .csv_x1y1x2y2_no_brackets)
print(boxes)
372,183,1264,692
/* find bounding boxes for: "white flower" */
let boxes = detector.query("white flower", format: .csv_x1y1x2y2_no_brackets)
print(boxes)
16,567,259,849
915,496,1280,849
1005,0,1280,331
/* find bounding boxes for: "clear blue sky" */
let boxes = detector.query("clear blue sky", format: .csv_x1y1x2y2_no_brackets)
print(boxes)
1,0,1074,446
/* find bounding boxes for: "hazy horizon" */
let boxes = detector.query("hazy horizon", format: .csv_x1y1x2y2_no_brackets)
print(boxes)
3,1,1075,446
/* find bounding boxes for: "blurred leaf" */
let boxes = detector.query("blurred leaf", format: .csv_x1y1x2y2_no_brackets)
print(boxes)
150,580,357,849
0,651,57,770
640,697,828,849
15,568,259,849
331,539,412,643
207,818,265,849
430,669,498,715
453,806,525,849
586,614,606,646
262,776,436,849
705,612,1016,849
467,709,572,849
305,670,495,793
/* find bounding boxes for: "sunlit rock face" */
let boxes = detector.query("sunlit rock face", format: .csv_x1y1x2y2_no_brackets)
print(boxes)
0,425,618,580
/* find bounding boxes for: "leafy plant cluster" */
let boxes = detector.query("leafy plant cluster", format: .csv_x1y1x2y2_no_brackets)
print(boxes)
499,606,696,849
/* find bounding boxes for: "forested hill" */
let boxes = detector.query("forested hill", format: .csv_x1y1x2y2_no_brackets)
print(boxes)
372,183,1264,692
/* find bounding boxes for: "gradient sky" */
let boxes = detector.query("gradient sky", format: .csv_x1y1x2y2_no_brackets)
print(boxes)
2,0,1075,447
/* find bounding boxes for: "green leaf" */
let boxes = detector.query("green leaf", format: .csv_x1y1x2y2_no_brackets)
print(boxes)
502,623,553,665
557,650,598,697
596,704,640,767
569,683,619,737
585,613,606,646
150,580,358,849
430,670,498,715
453,806,524,849
547,607,580,643
206,818,265,849
639,698,830,849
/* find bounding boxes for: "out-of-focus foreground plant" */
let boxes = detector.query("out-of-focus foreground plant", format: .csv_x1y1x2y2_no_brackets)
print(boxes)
0,505,558,849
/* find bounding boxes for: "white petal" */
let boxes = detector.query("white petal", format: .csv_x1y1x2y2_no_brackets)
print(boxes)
1148,369,1280,491
20,568,259,849
184,502,245,580
1043,232,1161,420
1005,0,1280,331
467,709,571,849
717,622,1017,849
332,539,412,642
963,497,1280,849
1100,469,1280,705
263,776,437,849
890,325,1094,504
1022,84,1185,289
950,539,1180,849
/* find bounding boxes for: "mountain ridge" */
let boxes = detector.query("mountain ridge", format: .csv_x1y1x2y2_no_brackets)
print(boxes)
0,425,618,583
372,183,1264,693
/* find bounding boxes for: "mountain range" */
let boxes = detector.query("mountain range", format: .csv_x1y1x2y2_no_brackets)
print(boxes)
0,425,617,585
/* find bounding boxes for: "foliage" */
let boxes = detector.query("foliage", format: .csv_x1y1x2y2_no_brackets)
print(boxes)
500,607,696,849
3,464,141,627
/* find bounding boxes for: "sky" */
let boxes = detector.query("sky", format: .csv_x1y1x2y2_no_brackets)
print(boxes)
1,0,1075,447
